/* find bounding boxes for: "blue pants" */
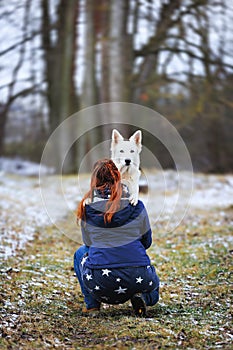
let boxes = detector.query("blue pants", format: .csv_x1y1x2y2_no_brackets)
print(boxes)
74,245,159,309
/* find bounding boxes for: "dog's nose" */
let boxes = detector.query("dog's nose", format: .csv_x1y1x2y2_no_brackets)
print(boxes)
125,159,131,166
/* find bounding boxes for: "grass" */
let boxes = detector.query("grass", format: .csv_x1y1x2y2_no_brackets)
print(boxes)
0,206,232,349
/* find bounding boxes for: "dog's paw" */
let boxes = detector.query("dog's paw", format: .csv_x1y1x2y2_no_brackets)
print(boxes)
83,197,91,206
129,195,138,206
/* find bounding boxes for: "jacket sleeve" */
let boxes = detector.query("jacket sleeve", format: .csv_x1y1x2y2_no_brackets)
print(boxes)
81,223,91,247
140,209,152,249
140,228,152,249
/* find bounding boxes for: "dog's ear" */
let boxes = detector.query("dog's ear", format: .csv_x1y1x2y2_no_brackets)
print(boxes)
111,129,124,144
129,130,142,150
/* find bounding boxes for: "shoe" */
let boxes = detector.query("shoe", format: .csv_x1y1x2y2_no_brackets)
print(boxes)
131,294,146,317
82,306,100,315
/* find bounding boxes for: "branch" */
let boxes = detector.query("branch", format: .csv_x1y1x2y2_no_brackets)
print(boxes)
132,0,182,100
135,46,233,70
6,0,31,104
8,85,46,104
1,83,46,115
0,30,43,57
217,97,233,109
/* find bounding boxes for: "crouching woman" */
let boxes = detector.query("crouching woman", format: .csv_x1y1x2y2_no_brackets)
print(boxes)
74,159,159,316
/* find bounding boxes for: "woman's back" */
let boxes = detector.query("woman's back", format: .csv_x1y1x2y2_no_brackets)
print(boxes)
82,199,152,268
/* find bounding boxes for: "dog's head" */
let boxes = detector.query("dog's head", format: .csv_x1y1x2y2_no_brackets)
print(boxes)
111,129,142,173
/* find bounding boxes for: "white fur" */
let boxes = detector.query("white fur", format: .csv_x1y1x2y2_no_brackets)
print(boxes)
111,129,142,206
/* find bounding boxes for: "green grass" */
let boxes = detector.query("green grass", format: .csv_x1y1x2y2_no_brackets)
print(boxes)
0,209,232,349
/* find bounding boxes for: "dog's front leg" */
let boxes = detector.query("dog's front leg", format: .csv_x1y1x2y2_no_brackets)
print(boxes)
129,181,139,206
128,170,140,206
121,178,137,205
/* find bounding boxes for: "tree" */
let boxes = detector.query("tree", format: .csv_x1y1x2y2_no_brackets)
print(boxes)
41,0,79,172
0,0,232,172
97,0,133,139
0,0,41,155
133,0,182,102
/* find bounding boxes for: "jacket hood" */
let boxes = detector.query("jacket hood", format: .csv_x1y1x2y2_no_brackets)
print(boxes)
81,199,150,249
84,199,134,228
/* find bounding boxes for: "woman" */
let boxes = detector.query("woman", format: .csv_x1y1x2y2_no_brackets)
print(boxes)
74,159,159,316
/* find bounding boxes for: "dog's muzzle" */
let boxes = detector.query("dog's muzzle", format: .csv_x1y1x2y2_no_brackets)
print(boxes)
125,159,131,166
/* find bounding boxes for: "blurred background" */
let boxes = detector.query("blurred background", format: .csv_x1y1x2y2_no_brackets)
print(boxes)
0,0,233,174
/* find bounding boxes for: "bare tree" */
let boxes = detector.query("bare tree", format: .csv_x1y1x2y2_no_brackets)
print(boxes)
41,0,79,172
81,0,98,108
0,0,41,155
0,0,232,172
133,0,181,102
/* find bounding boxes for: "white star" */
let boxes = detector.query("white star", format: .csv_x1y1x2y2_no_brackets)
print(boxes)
149,281,153,286
94,285,100,290
147,265,150,269
102,269,111,276
114,286,127,294
86,273,92,281
81,256,88,266
116,278,121,282
136,276,143,284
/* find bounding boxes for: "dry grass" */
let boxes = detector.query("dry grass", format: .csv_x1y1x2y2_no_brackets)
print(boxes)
1,176,233,349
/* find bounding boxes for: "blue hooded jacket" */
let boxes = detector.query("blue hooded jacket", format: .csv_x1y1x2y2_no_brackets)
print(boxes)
81,196,152,269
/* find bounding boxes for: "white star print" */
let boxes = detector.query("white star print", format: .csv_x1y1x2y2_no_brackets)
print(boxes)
116,278,121,282
136,276,143,284
147,265,150,269
81,256,88,266
94,285,100,290
114,286,127,294
149,281,153,286
102,269,111,276
86,273,92,281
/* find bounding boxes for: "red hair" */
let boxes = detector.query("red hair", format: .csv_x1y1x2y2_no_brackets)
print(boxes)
77,159,122,223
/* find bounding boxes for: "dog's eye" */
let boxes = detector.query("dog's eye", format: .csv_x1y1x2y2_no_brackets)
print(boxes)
130,150,135,153
120,150,124,153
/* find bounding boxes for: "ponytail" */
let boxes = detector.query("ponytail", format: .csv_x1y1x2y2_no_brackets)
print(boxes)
77,159,122,223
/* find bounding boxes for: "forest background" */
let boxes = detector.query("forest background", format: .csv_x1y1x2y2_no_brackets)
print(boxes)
1,2,233,348
0,0,233,174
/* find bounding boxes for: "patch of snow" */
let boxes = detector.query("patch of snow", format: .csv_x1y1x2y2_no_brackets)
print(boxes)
142,170,233,232
1,164,233,259
189,174,233,209
0,158,91,259
0,174,46,259
0,157,54,176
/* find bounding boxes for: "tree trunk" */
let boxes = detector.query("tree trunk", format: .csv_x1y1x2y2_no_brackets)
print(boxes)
76,0,101,171
81,0,98,108
100,0,132,140
41,0,78,173
108,0,131,102
0,108,8,155
133,0,181,102
99,0,110,103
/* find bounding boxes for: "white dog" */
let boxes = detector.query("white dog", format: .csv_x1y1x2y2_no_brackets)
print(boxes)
111,129,142,206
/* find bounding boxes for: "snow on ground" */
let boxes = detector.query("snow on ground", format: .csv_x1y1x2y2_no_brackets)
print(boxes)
0,171,87,260
0,157,54,176
0,158,233,260
141,169,233,232
0,157,97,259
